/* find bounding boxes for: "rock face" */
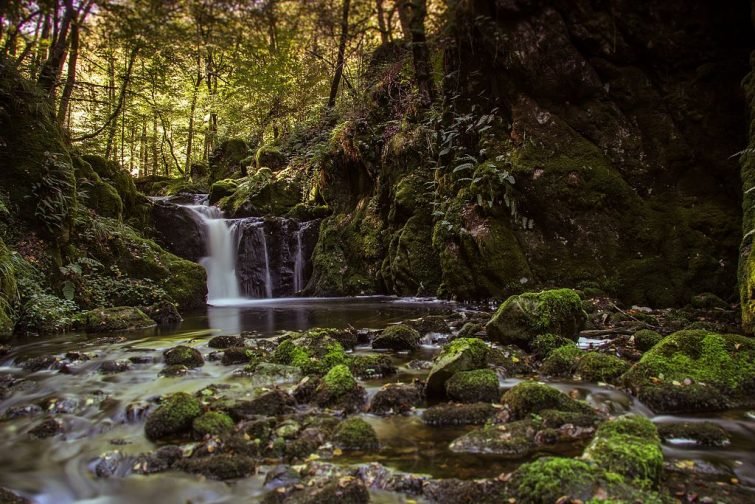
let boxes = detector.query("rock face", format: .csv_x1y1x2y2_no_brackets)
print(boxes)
150,196,206,262
740,51,755,333
306,1,749,306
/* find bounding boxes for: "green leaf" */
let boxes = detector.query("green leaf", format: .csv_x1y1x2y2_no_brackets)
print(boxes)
62,281,75,301
453,163,475,173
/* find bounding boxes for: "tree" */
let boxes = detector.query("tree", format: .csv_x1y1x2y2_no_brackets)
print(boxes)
327,0,351,109
398,0,435,106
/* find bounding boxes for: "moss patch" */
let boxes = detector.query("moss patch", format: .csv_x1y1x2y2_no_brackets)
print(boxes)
332,417,379,451
145,392,203,441
445,369,500,403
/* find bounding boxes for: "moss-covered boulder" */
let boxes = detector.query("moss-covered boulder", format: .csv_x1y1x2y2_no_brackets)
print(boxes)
576,352,629,383
192,411,234,437
500,381,593,421
656,421,730,447
255,145,287,170
445,369,500,403
209,138,249,182
332,417,379,451
164,345,204,368
530,333,574,358
177,454,255,480
633,329,663,352
145,392,203,441
622,330,755,410
208,178,239,205
422,402,497,426
486,289,586,349
314,364,366,412
349,354,397,378
368,383,422,415
82,306,156,333
86,180,124,219
372,324,421,351
539,344,582,376
381,212,442,296
449,420,535,457
582,414,663,488
424,337,489,398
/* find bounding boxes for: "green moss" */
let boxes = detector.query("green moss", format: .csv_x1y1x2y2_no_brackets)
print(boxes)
540,344,582,376
622,330,755,397
164,345,204,368
531,333,574,358
321,364,358,397
285,203,331,221
633,329,663,352
192,411,234,437
349,354,397,378
501,381,592,420
332,417,379,451
372,324,421,351
445,369,500,403
425,337,490,397
576,352,630,383
583,415,663,488
208,178,239,205
486,289,586,349
383,212,442,296
255,145,287,170
85,180,123,219
145,392,203,441
422,402,497,426
82,306,156,333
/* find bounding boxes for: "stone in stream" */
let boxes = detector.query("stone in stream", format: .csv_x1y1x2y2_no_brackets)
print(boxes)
371,324,421,351
192,411,235,437
657,421,730,447
313,364,366,413
229,388,296,419
0,487,32,504
99,360,131,374
424,337,490,398
486,288,586,349
163,345,204,368
144,392,202,441
208,335,245,349
28,417,63,438
500,381,594,422
368,383,423,415
575,352,630,383
349,354,397,379
331,418,379,451
141,301,183,326
422,403,497,426
445,369,500,403
176,453,256,480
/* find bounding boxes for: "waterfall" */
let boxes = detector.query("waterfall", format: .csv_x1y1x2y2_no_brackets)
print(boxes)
293,224,304,293
256,223,273,298
181,201,244,304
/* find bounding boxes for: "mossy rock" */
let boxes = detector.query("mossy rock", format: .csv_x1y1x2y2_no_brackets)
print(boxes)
690,292,729,310
176,454,255,480
445,369,500,403
81,154,139,216
382,212,442,296
531,333,574,358
314,364,366,412
637,382,730,413
332,417,379,451
192,411,234,437
86,180,123,219
422,402,497,426
424,337,490,398
83,306,156,333
449,420,535,457
208,178,239,205
285,203,331,221
509,456,662,504
164,345,204,368
368,383,422,415
500,381,593,421
145,392,203,441
633,329,663,352
582,414,663,488
255,145,287,170
208,335,245,349
576,352,629,383
540,344,582,377
349,354,397,378
372,324,421,351
486,289,586,349
622,330,755,404
209,138,249,182
656,421,730,447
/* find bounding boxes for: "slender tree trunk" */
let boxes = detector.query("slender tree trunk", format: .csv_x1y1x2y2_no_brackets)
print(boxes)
32,13,51,79
376,0,389,44
398,0,435,106
104,52,116,157
57,17,80,128
327,0,351,109
151,111,158,176
38,0,75,100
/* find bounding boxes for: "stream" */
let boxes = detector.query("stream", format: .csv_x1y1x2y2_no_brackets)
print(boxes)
1,298,754,503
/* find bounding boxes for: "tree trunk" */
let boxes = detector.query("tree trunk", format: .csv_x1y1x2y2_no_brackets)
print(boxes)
398,0,435,106
56,17,80,129
327,0,351,109
38,0,76,100
376,0,389,44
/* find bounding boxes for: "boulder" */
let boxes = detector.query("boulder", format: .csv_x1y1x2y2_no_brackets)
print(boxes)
424,338,489,398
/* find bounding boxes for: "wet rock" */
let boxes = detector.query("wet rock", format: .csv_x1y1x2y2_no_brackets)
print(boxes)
150,197,206,261
304,327,358,350
159,364,189,377
99,360,131,374
248,362,302,384
313,365,366,413
583,414,663,488
407,359,433,370
193,411,235,437
539,344,582,377
371,324,421,351
406,315,451,335
176,453,255,480
4,404,43,419
422,403,497,426
639,383,730,413
446,369,499,403
82,306,157,333
657,421,730,447
449,420,536,457
125,401,151,422
487,345,533,375
622,330,755,411
222,346,260,366
349,354,397,378
264,465,302,491
0,487,32,504
425,338,490,398
500,381,593,421
691,292,729,310
486,289,586,349
293,376,320,404
575,352,629,383
422,478,506,504
530,333,574,358
92,450,127,478
332,417,379,451
142,301,183,326
163,345,204,368
29,417,63,438
208,335,245,349
263,474,369,504
229,388,296,419
144,392,202,441
18,354,59,371
132,445,184,474
369,383,423,415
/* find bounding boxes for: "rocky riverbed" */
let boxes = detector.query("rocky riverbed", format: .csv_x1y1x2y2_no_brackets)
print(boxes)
0,294,753,503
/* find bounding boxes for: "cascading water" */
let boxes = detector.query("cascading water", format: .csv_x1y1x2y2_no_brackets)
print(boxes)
181,202,244,304
293,225,304,293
